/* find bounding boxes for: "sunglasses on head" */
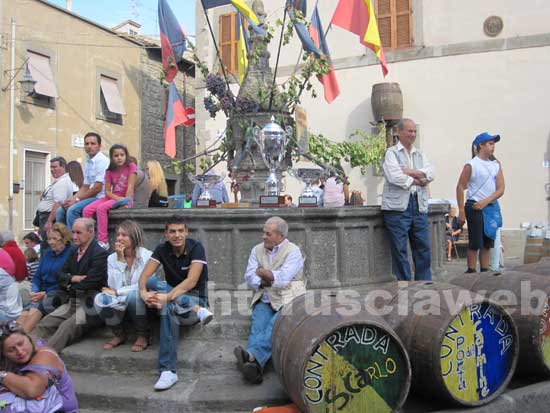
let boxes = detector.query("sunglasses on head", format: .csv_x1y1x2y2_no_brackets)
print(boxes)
0,320,21,338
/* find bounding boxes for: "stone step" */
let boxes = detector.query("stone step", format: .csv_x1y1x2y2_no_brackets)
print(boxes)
84,313,252,341
71,370,289,413
62,336,245,376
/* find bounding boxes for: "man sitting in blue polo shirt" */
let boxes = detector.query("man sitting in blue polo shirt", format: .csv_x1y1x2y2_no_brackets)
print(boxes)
138,215,213,391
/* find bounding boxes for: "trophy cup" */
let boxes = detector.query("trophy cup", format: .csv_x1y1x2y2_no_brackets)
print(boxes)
292,168,325,207
187,172,226,208
253,116,293,207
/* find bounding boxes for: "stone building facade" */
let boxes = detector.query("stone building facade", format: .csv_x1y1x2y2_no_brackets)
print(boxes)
137,42,196,195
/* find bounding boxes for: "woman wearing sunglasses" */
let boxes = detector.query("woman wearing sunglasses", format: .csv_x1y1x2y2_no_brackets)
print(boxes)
0,321,78,413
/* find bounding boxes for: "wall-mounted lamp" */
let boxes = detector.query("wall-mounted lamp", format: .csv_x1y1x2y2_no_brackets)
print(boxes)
1,57,34,94
19,70,36,96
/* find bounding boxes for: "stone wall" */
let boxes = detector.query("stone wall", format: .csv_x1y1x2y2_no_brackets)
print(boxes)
139,48,196,194
109,205,448,290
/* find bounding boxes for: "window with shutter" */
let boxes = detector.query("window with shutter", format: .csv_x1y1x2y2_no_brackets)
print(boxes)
219,12,238,74
375,0,412,50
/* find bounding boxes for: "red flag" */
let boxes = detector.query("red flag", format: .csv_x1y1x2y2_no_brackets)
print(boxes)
164,83,189,158
158,0,187,83
331,0,388,76
309,6,340,103
183,107,196,127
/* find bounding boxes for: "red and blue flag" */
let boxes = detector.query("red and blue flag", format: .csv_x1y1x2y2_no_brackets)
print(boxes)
309,5,340,103
158,0,187,83
164,83,189,158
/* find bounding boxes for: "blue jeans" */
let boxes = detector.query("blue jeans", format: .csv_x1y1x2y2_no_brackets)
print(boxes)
146,275,205,373
383,195,432,281
95,290,148,337
56,198,96,229
247,302,280,369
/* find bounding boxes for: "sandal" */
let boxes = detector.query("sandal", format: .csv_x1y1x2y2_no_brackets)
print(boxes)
103,336,126,350
131,337,149,352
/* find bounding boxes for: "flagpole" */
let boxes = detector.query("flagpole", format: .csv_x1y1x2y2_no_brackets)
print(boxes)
291,23,332,114
268,7,288,111
200,0,232,91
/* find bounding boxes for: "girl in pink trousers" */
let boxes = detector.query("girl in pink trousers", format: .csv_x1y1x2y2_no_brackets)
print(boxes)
83,144,136,250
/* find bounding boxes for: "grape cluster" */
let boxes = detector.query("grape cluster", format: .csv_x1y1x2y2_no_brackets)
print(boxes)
236,97,260,114
203,96,219,118
206,74,227,97
219,95,235,114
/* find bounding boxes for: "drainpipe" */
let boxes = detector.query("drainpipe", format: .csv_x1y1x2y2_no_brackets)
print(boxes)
8,17,15,232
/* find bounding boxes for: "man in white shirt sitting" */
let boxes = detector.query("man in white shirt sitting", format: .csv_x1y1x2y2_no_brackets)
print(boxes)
234,217,306,384
36,157,73,245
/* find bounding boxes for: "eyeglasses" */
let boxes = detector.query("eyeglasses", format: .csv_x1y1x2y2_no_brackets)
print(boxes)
0,320,21,338
47,237,62,242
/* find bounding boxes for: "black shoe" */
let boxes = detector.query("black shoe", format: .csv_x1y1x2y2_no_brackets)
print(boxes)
234,345,248,372
465,268,476,273
234,345,263,384
242,359,263,384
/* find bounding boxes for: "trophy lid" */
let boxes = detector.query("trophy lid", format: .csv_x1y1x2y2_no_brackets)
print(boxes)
262,116,284,137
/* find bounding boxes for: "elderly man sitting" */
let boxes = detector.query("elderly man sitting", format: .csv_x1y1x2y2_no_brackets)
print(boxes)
234,216,306,384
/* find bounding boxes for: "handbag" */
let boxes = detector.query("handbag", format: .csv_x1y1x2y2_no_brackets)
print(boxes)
32,211,40,227
0,385,63,413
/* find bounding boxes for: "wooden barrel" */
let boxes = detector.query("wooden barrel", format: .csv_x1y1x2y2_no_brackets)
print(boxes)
448,271,550,377
272,290,411,413
524,236,544,264
369,281,518,406
513,257,550,276
545,238,550,257
371,83,403,122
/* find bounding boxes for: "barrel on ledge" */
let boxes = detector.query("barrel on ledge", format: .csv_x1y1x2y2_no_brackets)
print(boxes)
371,281,519,407
272,290,411,413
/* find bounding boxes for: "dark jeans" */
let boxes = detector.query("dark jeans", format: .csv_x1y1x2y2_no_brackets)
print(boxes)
38,211,51,251
383,194,432,281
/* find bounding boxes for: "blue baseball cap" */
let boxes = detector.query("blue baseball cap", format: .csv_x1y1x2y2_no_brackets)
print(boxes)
473,132,500,147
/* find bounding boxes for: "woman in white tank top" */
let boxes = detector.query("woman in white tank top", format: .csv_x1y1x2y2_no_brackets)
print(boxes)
456,132,505,273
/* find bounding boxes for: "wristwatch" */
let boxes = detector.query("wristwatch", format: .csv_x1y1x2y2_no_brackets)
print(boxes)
0,371,8,385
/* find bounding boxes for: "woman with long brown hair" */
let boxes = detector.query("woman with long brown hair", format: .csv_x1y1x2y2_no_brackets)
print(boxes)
94,220,152,352
0,321,78,412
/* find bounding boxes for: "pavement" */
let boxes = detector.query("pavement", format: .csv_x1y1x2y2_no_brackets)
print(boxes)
66,254,550,413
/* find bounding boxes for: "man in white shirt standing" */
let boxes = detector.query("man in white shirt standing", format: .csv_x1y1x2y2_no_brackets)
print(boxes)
234,217,306,384
36,157,74,245
56,132,109,229
381,118,435,281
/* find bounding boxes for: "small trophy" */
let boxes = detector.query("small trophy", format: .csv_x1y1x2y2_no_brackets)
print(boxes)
187,172,226,208
253,117,293,208
293,168,324,207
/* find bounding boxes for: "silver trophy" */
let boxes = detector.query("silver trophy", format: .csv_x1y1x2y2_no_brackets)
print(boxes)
187,171,226,208
292,167,325,207
253,116,293,206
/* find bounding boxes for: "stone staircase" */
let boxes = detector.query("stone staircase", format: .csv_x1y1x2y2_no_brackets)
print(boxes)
62,309,289,413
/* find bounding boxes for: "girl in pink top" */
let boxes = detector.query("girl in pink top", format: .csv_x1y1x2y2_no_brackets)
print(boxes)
83,144,136,249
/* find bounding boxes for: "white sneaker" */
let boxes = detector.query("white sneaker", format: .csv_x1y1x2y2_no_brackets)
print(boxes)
98,241,110,250
197,307,214,325
154,371,178,391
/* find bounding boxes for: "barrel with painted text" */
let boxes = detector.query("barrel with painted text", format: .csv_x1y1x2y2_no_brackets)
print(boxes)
449,271,550,377
272,290,411,413
373,281,518,407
